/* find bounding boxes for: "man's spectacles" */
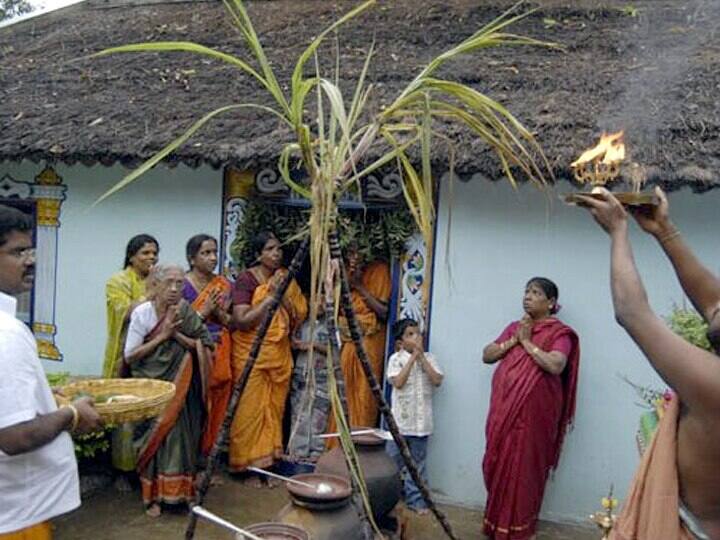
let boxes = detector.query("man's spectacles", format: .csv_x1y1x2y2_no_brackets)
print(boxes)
0,247,36,260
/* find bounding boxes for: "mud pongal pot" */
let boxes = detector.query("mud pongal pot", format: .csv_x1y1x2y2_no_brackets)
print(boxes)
276,473,363,540
315,431,401,519
242,522,310,540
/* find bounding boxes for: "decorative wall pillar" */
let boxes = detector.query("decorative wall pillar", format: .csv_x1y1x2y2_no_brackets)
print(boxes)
397,231,433,333
220,168,254,279
31,167,67,360
0,166,67,360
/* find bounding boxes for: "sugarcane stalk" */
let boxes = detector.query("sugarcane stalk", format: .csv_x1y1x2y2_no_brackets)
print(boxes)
185,238,309,540
323,264,375,540
328,230,458,540
324,268,352,425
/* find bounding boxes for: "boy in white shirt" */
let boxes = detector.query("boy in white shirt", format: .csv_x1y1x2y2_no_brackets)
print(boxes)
386,318,443,514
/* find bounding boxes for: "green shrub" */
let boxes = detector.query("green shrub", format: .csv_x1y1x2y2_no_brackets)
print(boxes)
73,429,112,460
46,371,71,387
231,200,416,270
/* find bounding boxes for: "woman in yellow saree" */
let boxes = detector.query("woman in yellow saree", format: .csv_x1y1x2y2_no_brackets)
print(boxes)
103,234,159,378
103,234,159,476
229,232,307,477
182,234,233,455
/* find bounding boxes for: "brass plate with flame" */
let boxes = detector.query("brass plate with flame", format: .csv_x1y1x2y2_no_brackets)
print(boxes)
566,131,657,206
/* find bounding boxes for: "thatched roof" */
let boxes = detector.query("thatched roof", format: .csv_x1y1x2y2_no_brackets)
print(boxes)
1,0,719,190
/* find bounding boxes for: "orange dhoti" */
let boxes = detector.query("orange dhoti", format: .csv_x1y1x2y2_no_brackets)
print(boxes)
229,276,307,471
0,523,51,540
610,396,694,540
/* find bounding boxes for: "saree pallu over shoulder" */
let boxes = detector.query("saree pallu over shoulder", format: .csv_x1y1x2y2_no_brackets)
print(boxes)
609,397,694,540
103,268,146,378
186,275,234,455
486,318,580,469
130,301,213,382
132,301,213,507
482,318,580,540
229,274,308,471
231,277,307,367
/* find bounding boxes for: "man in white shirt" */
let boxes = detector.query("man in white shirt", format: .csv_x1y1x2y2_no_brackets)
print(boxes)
386,317,443,515
0,204,102,539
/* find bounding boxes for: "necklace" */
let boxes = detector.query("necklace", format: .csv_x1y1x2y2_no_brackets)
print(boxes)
189,270,212,291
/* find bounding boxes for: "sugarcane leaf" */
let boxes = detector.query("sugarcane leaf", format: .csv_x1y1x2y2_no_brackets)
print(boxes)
94,41,270,92
343,134,419,187
319,79,354,171
290,0,376,125
348,41,375,130
94,103,285,205
223,0,290,116
279,143,312,199
420,93,433,209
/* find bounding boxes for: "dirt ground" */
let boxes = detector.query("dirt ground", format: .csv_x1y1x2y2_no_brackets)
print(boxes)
54,472,599,540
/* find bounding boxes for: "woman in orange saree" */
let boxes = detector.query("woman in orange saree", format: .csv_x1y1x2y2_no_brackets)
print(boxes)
327,250,391,440
229,232,307,477
481,278,580,540
182,234,233,455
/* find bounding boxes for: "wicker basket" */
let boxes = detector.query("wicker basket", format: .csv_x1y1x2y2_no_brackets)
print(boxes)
59,378,176,424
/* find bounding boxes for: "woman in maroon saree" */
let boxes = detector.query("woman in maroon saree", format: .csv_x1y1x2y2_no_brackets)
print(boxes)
481,277,580,540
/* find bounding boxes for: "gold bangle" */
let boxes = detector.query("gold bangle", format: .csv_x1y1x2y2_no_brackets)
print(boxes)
659,229,680,245
531,346,540,356
64,405,79,433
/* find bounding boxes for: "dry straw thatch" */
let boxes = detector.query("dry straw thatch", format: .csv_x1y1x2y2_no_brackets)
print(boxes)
1,0,718,190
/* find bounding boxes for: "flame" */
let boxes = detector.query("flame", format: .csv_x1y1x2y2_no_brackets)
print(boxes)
571,131,625,167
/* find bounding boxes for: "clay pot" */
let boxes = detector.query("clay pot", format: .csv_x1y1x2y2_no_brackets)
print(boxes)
315,431,401,519
284,473,352,507
276,473,364,540
242,522,310,540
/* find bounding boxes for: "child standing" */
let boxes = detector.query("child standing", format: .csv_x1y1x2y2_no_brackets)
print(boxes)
386,318,443,514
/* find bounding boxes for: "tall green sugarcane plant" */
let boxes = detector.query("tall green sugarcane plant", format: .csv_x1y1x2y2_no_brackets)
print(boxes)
95,1,554,537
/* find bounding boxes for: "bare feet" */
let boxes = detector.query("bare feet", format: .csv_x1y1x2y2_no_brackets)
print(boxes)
266,477,282,489
408,506,430,515
242,475,264,489
197,471,225,488
210,474,225,487
145,503,161,518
